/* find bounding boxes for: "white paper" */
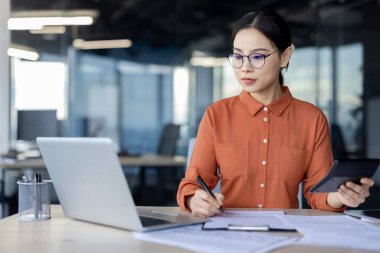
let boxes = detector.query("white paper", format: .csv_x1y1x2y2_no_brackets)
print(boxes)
134,224,298,253
279,215,380,251
203,210,295,230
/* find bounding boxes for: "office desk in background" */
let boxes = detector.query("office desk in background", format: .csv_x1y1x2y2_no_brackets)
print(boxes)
0,205,378,253
0,154,186,169
0,155,187,217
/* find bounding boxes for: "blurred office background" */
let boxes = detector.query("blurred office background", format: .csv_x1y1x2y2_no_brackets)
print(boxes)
1,0,380,215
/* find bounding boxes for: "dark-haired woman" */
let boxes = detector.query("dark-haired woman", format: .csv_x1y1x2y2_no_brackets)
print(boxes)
177,11,374,218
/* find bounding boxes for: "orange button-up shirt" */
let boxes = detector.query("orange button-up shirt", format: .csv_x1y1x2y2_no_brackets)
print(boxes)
177,86,342,211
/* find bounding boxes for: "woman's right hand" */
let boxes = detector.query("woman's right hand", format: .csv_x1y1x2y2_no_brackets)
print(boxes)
186,189,224,218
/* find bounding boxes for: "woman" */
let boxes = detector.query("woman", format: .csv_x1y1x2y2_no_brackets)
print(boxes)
177,10,374,218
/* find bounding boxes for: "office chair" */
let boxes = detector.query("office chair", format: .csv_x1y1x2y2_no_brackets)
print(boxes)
157,123,180,155
330,123,348,160
137,123,181,205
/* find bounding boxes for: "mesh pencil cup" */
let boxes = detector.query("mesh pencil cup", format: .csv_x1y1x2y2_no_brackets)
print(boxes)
17,180,52,221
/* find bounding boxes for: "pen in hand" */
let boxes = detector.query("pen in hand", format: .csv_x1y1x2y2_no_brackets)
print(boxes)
197,176,226,215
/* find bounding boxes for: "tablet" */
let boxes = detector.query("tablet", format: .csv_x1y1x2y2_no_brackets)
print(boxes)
344,209,380,222
310,159,380,193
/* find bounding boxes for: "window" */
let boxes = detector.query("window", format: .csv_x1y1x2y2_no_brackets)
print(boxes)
13,59,66,119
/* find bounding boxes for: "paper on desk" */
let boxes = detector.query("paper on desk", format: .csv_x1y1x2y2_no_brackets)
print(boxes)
203,210,295,230
134,224,298,253
279,215,380,251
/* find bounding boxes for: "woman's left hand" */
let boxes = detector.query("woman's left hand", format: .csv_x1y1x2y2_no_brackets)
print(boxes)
336,178,375,208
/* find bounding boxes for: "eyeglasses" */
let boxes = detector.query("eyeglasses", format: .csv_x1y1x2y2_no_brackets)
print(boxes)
228,50,278,69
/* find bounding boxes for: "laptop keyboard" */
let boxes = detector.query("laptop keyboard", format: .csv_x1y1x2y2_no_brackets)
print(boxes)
139,216,173,227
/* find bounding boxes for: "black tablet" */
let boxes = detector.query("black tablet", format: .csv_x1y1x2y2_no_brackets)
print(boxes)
310,159,380,193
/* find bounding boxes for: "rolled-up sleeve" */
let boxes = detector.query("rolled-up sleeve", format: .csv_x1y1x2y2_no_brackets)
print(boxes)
177,108,219,210
303,112,345,211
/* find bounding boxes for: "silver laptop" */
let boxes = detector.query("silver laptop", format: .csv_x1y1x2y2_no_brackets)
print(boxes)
36,137,205,232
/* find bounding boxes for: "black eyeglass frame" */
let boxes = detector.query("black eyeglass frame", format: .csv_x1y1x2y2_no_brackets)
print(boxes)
228,50,279,69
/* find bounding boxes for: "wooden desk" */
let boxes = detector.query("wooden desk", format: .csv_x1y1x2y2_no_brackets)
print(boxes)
0,205,377,253
0,155,186,217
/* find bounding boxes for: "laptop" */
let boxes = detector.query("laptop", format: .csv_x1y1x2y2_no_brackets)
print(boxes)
344,209,380,223
36,137,206,232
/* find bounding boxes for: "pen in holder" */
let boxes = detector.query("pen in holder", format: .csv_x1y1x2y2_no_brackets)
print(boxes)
17,175,52,221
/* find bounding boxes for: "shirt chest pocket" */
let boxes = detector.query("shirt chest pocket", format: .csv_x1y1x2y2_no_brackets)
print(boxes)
278,146,308,185
215,142,248,180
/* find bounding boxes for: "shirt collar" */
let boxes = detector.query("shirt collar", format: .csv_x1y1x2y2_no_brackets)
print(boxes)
239,86,293,116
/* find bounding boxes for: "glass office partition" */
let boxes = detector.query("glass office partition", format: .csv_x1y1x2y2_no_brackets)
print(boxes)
286,47,332,117
337,43,363,152
118,61,174,154
69,52,119,148
221,61,241,99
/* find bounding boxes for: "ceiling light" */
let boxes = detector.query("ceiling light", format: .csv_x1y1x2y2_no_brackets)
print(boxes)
7,44,39,61
8,10,97,30
190,57,226,67
8,16,93,30
11,10,98,18
73,39,133,50
30,26,66,34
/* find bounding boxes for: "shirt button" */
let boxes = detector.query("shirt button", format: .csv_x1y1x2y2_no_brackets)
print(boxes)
258,204,263,208
263,139,268,144
263,107,268,112
260,183,265,188
262,160,266,165
263,117,268,122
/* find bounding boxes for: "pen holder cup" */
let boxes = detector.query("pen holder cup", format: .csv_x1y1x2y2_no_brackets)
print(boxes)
17,180,52,221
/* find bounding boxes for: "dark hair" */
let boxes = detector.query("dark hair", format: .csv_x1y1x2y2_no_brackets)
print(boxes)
231,11,292,85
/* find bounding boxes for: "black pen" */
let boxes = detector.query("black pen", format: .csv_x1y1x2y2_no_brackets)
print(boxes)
35,173,42,218
34,173,39,219
197,176,226,215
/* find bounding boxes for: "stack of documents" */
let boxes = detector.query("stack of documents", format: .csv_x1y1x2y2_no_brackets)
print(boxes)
135,210,380,252
135,211,298,253
280,215,380,251
135,224,298,253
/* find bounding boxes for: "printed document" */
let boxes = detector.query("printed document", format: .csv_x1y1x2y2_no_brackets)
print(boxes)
135,224,298,253
280,214,380,251
203,210,295,230
135,211,298,253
